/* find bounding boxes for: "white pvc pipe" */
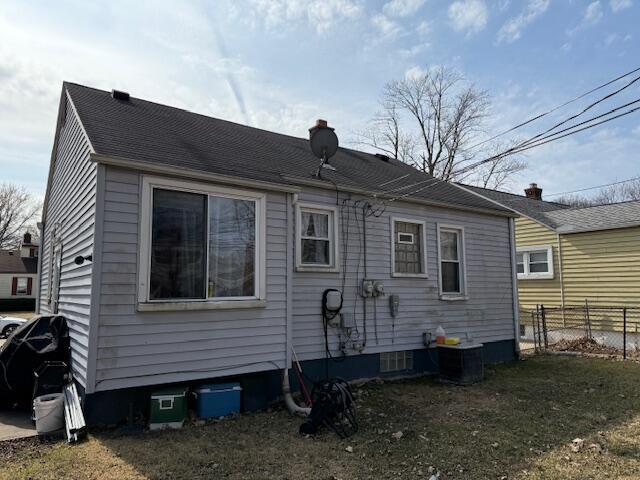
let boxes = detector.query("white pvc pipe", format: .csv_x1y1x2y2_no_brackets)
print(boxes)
282,368,310,416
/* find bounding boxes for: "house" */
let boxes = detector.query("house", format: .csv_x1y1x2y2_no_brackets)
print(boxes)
460,183,640,310
38,82,520,424
0,233,39,311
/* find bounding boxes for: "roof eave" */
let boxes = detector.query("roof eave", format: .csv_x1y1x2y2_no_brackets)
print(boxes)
90,154,303,194
283,175,517,218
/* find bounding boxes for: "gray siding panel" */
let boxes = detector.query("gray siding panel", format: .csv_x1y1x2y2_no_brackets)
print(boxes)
39,95,97,387
94,167,288,392
291,187,515,361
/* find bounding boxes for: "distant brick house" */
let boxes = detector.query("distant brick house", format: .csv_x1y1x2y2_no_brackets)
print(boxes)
0,233,39,311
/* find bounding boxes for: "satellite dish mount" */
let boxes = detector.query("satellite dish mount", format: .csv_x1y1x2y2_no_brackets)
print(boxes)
309,119,339,179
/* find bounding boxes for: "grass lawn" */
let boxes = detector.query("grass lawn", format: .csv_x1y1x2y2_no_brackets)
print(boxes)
2,355,640,479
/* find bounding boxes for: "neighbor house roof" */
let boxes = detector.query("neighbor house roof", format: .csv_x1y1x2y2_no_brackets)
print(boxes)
63,82,513,217
459,183,640,234
0,251,38,274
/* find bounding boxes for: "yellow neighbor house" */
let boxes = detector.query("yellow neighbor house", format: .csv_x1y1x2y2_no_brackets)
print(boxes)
460,183,640,310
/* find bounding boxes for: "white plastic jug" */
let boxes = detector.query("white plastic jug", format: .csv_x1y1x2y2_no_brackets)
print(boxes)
435,325,446,345
33,393,64,434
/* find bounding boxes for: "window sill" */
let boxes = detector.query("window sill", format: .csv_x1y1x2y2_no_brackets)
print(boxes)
137,299,267,312
295,266,340,273
439,294,468,302
391,273,428,278
517,274,554,280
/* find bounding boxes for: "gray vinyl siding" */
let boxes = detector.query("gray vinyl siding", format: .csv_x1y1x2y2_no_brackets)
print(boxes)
39,95,97,387
93,167,287,392
292,187,515,361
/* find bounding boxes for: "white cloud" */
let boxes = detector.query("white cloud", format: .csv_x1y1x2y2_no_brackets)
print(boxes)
584,1,604,24
248,0,364,34
448,0,488,36
416,20,431,36
404,65,429,80
567,1,604,36
610,0,633,12
382,0,426,17
497,0,550,44
604,32,632,45
397,42,430,58
370,13,403,40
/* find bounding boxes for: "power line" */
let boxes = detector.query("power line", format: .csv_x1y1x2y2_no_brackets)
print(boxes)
466,65,640,151
546,176,640,197
453,99,640,177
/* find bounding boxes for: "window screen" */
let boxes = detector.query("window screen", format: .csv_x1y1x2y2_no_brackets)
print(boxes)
394,221,423,274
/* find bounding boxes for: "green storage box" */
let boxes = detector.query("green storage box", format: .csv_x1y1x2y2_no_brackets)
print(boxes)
149,387,188,430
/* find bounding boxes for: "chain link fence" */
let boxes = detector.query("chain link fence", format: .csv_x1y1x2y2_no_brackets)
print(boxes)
519,304,640,360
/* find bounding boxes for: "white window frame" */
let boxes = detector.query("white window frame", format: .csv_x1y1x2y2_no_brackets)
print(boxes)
390,217,428,278
437,224,467,300
138,176,267,311
516,245,554,280
15,277,28,295
295,202,340,272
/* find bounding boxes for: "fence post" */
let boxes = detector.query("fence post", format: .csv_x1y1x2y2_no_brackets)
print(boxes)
585,299,592,339
623,307,627,360
541,304,548,349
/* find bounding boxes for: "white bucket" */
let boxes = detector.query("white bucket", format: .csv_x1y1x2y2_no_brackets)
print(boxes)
34,393,64,434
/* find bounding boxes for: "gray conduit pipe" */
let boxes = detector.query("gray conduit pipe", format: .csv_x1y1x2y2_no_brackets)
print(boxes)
282,368,311,416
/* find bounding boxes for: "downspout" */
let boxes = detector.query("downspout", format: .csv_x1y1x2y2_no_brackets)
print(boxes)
283,192,310,416
35,222,45,314
508,218,520,353
557,233,565,309
557,233,566,326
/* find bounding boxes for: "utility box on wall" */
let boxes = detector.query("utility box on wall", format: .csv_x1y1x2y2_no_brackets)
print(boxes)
437,344,484,385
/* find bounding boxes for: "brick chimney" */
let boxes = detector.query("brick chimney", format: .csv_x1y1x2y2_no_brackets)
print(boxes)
524,183,543,200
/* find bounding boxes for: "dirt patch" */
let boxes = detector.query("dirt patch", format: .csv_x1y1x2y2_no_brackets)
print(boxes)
551,336,640,359
1,355,640,479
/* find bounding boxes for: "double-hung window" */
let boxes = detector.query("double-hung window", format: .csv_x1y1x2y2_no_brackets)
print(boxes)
139,177,266,309
391,217,427,277
14,277,29,295
438,225,466,298
516,246,553,279
296,203,339,271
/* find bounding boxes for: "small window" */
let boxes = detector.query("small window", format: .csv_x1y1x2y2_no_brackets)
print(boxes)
380,351,414,373
14,278,28,295
296,204,339,271
438,225,466,298
517,246,553,280
391,218,427,277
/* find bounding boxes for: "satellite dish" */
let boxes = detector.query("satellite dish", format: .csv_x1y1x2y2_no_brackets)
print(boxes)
309,119,339,161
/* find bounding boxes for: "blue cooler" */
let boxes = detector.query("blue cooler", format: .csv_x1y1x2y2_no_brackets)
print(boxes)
195,382,242,418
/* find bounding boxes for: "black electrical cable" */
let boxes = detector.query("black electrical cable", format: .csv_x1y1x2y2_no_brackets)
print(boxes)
321,289,346,379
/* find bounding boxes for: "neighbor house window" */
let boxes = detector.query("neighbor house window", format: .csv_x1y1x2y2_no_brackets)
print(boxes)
140,177,265,305
438,225,466,298
391,218,427,277
13,277,29,295
516,246,553,280
380,351,414,373
296,203,339,271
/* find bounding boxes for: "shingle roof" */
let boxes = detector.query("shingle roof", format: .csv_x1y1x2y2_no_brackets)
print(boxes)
0,251,37,274
544,201,640,233
459,184,571,228
459,183,640,233
64,82,512,216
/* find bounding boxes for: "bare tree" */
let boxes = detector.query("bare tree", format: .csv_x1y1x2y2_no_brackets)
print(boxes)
353,65,525,186
0,183,41,249
553,178,640,207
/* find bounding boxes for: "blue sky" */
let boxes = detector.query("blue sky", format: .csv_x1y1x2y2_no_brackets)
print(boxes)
1,0,639,200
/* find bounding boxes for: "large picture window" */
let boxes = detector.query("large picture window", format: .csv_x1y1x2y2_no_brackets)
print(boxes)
140,177,265,307
390,217,427,277
296,203,339,271
516,246,553,280
438,225,466,298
